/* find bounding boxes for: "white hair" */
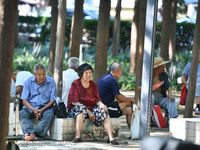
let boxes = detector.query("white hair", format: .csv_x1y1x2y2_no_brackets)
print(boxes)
68,57,80,70
109,62,122,73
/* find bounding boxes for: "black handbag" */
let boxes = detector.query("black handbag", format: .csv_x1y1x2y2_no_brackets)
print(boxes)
54,102,68,118
108,101,122,118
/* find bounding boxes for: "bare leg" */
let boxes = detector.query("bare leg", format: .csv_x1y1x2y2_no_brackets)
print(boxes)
122,107,132,129
119,101,132,110
75,113,84,138
104,115,114,141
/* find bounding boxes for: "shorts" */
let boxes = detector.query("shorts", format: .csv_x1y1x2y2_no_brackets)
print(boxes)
68,104,108,126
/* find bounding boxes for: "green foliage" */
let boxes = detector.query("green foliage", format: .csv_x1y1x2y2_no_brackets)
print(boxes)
17,16,195,91
83,19,98,45
169,51,191,91
13,48,48,72
155,22,195,52
18,16,195,56
13,43,70,73
107,52,136,90
176,23,194,52
13,41,192,91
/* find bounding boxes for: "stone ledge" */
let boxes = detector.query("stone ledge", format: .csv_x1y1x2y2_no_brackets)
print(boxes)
170,118,200,145
49,118,120,141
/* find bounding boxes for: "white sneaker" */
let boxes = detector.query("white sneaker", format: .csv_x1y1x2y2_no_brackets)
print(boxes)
194,107,200,115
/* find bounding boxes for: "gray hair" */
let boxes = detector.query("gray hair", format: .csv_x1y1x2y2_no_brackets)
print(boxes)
68,57,80,70
34,63,46,73
109,62,122,73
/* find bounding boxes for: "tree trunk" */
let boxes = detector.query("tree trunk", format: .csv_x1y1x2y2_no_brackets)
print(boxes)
111,0,121,58
160,0,172,69
169,0,177,61
54,0,66,97
129,0,139,74
69,0,84,58
94,0,111,82
135,0,147,107
14,0,19,48
0,1,17,149
48,0,58,74
184,0,200,118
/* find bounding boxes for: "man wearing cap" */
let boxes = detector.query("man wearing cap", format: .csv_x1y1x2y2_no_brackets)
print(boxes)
138,57,178,118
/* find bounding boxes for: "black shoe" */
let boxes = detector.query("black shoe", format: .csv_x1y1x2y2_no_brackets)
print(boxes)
72,138,81,143
107,139,119,145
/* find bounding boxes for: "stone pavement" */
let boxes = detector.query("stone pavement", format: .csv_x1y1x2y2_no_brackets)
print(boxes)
15,90,182,150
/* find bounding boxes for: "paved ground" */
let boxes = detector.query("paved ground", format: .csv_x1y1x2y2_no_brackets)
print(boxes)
15,90,183,150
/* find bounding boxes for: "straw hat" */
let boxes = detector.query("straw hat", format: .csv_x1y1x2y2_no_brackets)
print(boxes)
154,57,170,69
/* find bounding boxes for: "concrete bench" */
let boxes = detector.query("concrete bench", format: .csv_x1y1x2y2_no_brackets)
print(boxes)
49,118,121,141
170,118,200,145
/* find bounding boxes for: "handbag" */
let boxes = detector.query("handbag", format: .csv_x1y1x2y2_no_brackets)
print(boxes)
180,84,187,105
107,101,122,118
54,97,68,118
130,104,140,139
152,105,166,128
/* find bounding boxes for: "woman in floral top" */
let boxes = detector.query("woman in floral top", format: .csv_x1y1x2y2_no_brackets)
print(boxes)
67,63,118,145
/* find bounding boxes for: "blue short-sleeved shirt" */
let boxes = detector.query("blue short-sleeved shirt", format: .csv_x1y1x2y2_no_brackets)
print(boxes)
21,76,57,110
97,73,120,107
182,63,200,80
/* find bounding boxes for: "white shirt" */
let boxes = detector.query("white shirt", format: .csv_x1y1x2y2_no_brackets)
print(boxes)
62,69,79,107
10,79,16,98
15,71,33,86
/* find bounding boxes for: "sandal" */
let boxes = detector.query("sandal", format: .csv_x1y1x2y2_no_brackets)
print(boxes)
107,139,119,145
72,138,81,143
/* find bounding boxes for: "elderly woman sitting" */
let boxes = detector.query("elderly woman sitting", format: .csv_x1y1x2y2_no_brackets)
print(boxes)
67,63,118,145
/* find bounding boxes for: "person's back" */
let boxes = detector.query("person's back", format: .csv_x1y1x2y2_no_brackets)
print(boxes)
10,79,16,98
15,71,34,95
62,57,80,107
97,73,119,107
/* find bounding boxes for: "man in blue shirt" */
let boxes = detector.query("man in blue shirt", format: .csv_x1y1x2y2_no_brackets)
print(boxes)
97,62,135,129
19,63,57,141
181,55,200,115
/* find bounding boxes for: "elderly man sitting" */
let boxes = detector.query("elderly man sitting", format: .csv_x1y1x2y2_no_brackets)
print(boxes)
19,63,57,141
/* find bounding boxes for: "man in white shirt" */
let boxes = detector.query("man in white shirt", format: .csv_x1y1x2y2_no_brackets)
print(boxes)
12,70,34,110
12,70,34,95
62,57,80,107
10,79,16,98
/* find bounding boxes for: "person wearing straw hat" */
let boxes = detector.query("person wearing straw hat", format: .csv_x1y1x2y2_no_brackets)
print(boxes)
138,57,178,118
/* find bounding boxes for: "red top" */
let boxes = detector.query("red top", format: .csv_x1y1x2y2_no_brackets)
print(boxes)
67,79,102,111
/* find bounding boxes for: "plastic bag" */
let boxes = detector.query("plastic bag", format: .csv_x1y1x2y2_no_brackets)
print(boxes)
130,104,140,139
180,84,187,105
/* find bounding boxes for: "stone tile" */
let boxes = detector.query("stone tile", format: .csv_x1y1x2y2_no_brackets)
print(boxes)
188,121,195,129
186,128,194,137
49,118,120,141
